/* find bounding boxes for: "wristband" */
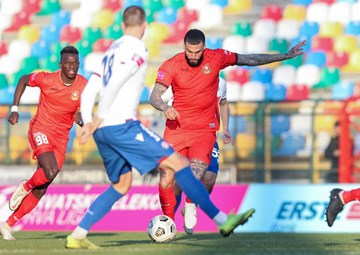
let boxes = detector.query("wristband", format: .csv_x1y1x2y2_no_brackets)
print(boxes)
10,105,18,112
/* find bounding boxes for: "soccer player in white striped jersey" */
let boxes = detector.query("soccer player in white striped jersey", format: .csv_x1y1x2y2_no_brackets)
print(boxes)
65,6,254,250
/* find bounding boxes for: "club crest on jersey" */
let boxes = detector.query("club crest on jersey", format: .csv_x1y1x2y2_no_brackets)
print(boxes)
70,90,80,101
202,64,211,74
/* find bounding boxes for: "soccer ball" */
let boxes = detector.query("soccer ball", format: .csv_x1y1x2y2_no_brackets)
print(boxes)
147,215,177,242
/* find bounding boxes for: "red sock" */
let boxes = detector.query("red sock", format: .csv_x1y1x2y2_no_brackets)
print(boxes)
159,185,176,220
342,188,360,204
24,168,49,191
6,192,40,226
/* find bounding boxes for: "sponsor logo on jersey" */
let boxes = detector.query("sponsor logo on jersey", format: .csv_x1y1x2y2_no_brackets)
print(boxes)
70,90,80,101
157,71,165,80
132,53,144,67
202,64,211,74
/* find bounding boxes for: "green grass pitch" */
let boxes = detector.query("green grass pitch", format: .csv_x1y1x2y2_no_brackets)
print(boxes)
1,232,360,255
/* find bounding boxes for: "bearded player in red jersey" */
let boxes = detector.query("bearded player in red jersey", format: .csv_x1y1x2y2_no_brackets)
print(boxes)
150,29,305,234
0,46,87,240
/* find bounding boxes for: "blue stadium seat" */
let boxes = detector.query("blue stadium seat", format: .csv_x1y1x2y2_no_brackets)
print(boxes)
229,115,247,137
40,24,61,44
206,37,222,49
156,7,177,24
140,87,150,103
272,132,306,157
0,87,15,104
124,0,144,9
345,21,360,36
265,83,286,101
270,115,290,135
291,36,312,53
299,21,319,38
211,0,229,7
331,81,355,100
305,51,327,67
292,0,312,5
51,10,71,28
31,39,51,59
251,68,272,83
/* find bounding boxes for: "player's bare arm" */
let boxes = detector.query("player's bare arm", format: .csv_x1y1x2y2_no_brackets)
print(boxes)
190,159,208,180
235,40,306,66
8,74,31,125
149,83,180,120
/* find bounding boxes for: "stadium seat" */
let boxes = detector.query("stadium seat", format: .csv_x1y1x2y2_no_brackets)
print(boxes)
40,24,61,44
206,37,222,49
306,2,329,24
236,133,256,159
211,0,228,8
0,86,15,104
272,132,306,157
314,115,337,133
103,0,123,12
229,115,247,137
251,68,272,83
31,39,51,59
261,4,283,22
39,54,60,72
281,54,303,68
311,36,333,52
225,68,249,84
103,24,123,40
241,81,265,102
283,4,306,21
140,87,150,103
156,7,178,24
305,51,327,67
317,131,331,153
272,65,296,87
0,41,8,57
265,83,286,101
185,0,208,11
59,25,82,44
193,4,223,29
231,21,252,37
293,0,312,5
290,115,312,134
0,0,22,15
22,0,41,15
166,0,185,9
6,11,31,31
20,56,40,74
319,22,343,38
226,81,242,102
253,19,276,40
146,22,170,42
245,36,268,54
0,74,9,89
313,67,340,88
351,2,360,22
18,24,41,44
75,39,93,58
93,9,114,30
51,10,71,28
326,51,349,69
328,2,351,25
222,35,246,53
333,35,358,54
345,21,360,36
299,21,319,38
295,64,321,87
145,0,163,12
92,38,114,52
268,38,288,53
79,0,103,14
277,19,301,40
164,20,188,43
37,0,61,16
82,27,103,42
177,7,198,25
70,9,93,29
291,36,312,53
331,81,355,100
342,49,360,72
9,134,29,162
8,39,32,61
0,12,12,33
224,0,252,14
313,0,334,4
270,115,290,135
286,84,310,101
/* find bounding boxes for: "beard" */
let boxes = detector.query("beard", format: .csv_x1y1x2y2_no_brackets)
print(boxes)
185,54,204,67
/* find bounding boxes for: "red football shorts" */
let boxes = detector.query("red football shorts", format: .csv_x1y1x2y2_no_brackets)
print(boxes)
164,127,216,165
28,128,67,169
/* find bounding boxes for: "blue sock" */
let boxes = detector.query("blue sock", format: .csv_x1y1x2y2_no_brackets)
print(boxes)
79,185,123,230
175,167,219,218
174,193,182,212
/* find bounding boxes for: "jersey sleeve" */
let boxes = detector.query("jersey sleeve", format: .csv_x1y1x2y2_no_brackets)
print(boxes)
156,59,174,87
80,73,102,124
216,49,237,69
28,72,46,89
219,78,227,100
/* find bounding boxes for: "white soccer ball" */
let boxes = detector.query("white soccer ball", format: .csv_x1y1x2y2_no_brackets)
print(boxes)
147,215,177,242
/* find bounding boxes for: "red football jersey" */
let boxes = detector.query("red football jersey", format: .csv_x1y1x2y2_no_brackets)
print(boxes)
156,48,236,131
28,71,87,138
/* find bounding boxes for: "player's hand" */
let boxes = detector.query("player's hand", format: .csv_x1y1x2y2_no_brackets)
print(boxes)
91,115,103,133
223,129,233,145
163,105,180,120
286,40,306,59
74,108,83,127
8,112,19,125
77,123,92,145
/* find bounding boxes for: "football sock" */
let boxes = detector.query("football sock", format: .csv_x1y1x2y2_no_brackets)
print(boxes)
213,211,228,225
159,185,176,220
342,188,360,204
7,192,40,226
79,185,123,231
24,168,49,191
174,193,182,212
71,226,89,240
175,166,219,219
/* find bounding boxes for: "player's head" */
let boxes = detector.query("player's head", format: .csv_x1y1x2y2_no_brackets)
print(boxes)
184,29,206,67
59,46,80,81
122,6,147,39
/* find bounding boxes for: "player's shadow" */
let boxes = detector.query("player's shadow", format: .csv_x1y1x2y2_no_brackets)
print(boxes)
54,232,118,239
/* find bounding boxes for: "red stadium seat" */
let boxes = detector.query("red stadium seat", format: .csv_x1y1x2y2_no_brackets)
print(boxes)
0,41,8,57
226,68,249,85
313,0,335,4
21,0,42,15
286,84,309,101
261,4,282,22
59,25,82,44
5,11,31,32
103,0,122,12
164,20,189,43
326,51,349,69
177,7,199,26
92,38,114,52
311,36,333,52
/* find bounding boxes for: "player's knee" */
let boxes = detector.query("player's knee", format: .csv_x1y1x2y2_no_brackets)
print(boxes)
32,186,48,199
159,171,174,189
113,172,132,194
43,166,59,181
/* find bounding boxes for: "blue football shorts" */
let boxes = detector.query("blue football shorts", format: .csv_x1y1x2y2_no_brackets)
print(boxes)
207,141,220,174
93,120,174,183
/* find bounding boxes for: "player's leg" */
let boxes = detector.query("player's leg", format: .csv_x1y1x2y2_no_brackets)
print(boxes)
159,168,177,220
326,188,360,227
160,152,255,237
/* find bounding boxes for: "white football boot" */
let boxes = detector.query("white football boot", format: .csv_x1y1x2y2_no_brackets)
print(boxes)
0,222,15,240
9,180,30,211
183,202,197,234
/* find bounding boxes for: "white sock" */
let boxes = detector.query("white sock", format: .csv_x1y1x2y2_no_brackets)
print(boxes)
71,226,88,239
339,191,345,204
213,211,228,225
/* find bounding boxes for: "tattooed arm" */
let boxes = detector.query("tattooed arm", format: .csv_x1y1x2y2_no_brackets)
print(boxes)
149,83,180,120
236,40,306,66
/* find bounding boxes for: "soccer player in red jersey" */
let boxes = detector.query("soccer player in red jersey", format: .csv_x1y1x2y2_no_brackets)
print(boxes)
149,29,305,233
0,46,87,240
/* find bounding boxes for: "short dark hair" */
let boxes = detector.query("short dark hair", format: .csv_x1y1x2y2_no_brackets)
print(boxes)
184,29,205,45
60,46,79,61
123,6,146,27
